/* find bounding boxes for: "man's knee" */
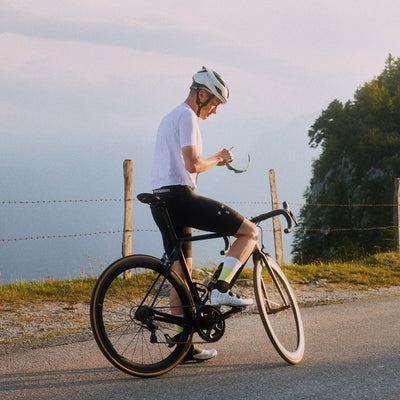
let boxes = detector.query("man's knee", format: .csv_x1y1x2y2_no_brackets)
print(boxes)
236,219,258,241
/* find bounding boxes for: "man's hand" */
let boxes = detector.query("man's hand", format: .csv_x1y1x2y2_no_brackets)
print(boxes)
182,146,233,173
216,148,233,166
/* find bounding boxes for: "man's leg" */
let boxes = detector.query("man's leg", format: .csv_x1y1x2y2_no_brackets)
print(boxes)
170,257,217,362
228,218,259,261
211,219,258,306
217,218,258,290
170,258,192,318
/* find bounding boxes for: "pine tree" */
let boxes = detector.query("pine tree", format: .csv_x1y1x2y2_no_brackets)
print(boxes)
293,55,400,263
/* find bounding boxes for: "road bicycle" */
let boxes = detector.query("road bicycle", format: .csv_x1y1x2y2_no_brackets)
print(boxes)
90,193,305,377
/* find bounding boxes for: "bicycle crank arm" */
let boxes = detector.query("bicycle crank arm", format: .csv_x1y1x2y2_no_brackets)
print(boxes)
213,306,245,323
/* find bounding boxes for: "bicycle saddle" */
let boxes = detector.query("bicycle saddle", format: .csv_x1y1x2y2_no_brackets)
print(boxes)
137,193,162,205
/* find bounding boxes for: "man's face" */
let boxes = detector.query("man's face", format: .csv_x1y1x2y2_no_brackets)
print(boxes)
198,90,222,120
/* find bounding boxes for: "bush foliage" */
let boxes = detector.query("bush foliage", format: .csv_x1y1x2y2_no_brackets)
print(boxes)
293,55,400,263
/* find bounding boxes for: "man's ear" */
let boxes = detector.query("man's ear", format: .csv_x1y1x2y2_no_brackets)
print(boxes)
198,89,211,102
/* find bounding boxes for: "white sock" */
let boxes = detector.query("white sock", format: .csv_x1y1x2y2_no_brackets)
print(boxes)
218,256,242,283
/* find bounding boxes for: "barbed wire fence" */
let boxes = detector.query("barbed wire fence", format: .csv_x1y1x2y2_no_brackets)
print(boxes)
2,161,398,285
1,197,397,243
2,164,399,266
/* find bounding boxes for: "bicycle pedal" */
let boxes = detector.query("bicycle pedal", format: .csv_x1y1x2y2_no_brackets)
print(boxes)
165,334,175,347
165,333,182,348
231,306,246,313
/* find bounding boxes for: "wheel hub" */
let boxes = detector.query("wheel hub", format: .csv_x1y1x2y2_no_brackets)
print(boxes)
134,305,153,323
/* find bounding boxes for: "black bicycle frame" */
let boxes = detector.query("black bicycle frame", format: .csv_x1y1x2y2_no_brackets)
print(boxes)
166,232,229,305
158,202,294,305
138,192,295,326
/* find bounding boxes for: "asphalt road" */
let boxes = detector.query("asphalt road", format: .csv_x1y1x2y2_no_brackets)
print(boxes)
1,295,399,400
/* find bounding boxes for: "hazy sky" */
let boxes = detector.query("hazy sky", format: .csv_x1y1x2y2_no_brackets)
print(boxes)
2,0,400,145
1,1,400,281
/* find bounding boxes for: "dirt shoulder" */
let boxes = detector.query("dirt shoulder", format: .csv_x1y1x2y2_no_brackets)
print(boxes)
1,283,399,356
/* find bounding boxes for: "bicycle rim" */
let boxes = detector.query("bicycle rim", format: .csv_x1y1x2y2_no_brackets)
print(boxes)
253,254,304,364
90,255,194,377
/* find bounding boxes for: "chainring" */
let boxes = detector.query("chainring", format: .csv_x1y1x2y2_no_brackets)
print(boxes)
195,305,225,342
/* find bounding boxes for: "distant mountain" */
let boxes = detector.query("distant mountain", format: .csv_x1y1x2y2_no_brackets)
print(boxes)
0,114,319,282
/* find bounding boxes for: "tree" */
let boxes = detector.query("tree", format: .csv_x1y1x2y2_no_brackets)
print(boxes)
292,55,400,263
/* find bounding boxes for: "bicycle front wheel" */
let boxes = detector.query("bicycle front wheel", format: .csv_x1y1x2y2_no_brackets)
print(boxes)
253,253,305,364
90,255,194,377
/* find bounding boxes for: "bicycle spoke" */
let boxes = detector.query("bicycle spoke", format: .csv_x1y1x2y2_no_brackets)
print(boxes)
90,256,193,377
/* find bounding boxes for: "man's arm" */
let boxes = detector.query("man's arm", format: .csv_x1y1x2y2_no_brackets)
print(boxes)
182,146,233,174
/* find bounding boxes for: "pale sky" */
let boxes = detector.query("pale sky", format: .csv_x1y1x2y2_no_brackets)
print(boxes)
1,0,400,281
2,0,400,144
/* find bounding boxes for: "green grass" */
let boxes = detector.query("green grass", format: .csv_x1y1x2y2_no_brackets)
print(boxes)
283,252,400,289
198,252,400,289
0,277,97,304
1,252,400,304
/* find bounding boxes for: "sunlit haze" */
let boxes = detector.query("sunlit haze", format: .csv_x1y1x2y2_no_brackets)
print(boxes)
1,0,400,281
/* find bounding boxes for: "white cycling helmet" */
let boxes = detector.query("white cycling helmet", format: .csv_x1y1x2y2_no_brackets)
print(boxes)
191,66,229,107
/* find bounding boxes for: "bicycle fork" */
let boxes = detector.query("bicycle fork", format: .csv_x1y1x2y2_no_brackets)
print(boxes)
259,253,291,314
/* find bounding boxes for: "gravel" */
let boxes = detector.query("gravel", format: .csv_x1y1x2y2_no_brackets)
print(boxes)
1,277,399,356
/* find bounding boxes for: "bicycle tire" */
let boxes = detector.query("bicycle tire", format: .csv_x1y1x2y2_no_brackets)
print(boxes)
253,253,305,364
90,254,194,377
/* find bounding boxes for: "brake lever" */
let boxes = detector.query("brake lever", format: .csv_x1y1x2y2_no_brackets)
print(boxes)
220,236,231,255
283,201,299,226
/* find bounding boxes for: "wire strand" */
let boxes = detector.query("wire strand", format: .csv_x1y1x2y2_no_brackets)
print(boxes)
1,197,398,241
1,197,399,207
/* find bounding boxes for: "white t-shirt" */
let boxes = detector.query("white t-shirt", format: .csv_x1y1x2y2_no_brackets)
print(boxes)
151,103,202,190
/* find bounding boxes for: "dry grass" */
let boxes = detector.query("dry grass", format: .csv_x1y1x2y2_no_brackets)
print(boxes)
1,252,399,304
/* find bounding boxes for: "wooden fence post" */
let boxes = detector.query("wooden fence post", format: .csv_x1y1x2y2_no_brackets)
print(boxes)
394,178,400,252
122,160,133,278
269,169,285,265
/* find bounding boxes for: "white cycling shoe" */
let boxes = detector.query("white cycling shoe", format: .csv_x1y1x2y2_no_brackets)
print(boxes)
210,289,253,307
183,345,217,362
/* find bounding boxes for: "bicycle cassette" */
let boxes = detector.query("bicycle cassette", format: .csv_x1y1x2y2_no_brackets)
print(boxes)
195,306,225,342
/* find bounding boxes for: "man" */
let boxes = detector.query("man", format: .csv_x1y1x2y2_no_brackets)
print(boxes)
151,66,258,362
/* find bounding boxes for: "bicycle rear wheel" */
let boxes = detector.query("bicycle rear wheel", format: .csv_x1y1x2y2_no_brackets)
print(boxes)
253,253,304,364
90,255,194,377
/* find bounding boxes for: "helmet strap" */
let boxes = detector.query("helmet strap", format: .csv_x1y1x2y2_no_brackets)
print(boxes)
196,89,213,117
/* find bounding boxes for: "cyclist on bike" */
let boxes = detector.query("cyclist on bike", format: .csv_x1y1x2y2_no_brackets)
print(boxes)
150,66,258,361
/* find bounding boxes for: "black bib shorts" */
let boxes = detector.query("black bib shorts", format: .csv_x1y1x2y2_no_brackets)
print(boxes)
151,185,244,258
